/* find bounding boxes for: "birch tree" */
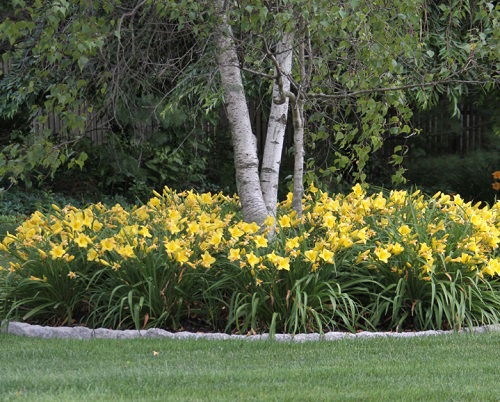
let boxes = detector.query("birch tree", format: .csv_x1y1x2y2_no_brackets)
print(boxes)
1,0,497,223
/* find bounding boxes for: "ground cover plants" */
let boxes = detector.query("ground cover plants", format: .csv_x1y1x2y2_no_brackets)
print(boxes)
0,185,498,334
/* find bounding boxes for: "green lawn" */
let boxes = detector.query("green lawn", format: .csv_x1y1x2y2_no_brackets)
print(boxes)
0,333,499,401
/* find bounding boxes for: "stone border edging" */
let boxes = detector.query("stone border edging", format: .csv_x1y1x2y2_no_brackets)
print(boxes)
2,321,499,342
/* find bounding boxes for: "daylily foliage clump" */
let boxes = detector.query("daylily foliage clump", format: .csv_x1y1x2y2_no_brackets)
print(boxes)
0,185,498,333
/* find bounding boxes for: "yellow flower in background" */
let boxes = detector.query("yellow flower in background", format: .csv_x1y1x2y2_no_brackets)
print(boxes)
338,236,354,248
138,226,152,238
374,247,391,263
164,239,181,254
100,237,116,252
75,234,92,248
87,248,99,261
319,248,334,263
68,218,85,232
452,253,472,264
228,248,241,262
201,251,216,268
208,232,223,247
134,206,150,221
51,221,63,234
388,243,404,256
263,215,275,226
304,250,318,263
168,209,181,220
356,250,370,264
92,220,103,231
200,193,213,205
266,251,279,265
241,222,259,234
254,235,268,248
275,256,290,271
187,222,200,235
228,226,244,239
49,244,66,259
322,213,336,229
353,228,369,244
116,245,135,259
286,237,300,250
398,225,412,236
308,182,318,193
279,215,291,228
352,183,364,197
175,249,191,264
373,194,387,210
431,237,446,254
246,252,260,268
148,197,161,208
418,243,432,260
67,271,77,279
482,258,499,276
389,190,407,205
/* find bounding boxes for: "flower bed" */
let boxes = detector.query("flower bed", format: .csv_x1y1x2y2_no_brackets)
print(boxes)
0,185,498,333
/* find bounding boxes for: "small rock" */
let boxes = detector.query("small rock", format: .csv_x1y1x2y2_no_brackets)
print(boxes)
144,328,172,338
323,332,348,341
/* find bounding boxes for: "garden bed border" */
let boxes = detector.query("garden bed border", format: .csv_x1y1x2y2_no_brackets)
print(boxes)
1,321,499,342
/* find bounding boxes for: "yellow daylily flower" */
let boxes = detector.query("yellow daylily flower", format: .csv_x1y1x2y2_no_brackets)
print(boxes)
75,234,92,248
374,247,391,263
319,248,334,263
201,251,216,268
254,235,268,248
100,237,116,252
49,244,66,259
246,252,260,268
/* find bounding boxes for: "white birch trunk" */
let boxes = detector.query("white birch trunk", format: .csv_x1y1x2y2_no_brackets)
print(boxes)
214,0,268,225
292,99,305,216
260,32,294,216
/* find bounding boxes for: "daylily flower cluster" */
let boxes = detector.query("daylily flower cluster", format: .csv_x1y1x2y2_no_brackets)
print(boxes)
1,184,498,283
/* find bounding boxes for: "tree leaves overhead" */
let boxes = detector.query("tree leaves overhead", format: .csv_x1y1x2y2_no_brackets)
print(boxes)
0,0,497,187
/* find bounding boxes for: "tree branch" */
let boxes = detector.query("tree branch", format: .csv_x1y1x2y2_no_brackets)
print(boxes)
307,79,493,100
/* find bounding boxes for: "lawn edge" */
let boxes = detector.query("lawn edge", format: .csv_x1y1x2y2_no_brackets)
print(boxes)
1,320,499,341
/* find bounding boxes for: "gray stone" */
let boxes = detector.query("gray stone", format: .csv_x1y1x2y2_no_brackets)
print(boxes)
199,333,231,340
172,331,199,340
323,332,348,341
48,327,79,339
292,333,320,342
273,334,293,342
143,328,173,338
92,328,119,339
229,334,247,340
115,330,141,339
71,326,93,339
354,331,380,339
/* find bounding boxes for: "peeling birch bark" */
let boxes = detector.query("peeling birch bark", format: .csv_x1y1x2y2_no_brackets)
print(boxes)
214,0,268,224
292,99,305,216
260,32,294,216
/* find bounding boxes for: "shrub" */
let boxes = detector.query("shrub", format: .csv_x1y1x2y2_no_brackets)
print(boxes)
0,185,498,333
404,150,499,204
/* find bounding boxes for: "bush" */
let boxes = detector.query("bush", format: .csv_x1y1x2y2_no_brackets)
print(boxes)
404,150,499,204
0,185,498,333
0,188,132,216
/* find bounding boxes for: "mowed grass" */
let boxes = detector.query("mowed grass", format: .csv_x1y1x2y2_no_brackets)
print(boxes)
0,333,499,401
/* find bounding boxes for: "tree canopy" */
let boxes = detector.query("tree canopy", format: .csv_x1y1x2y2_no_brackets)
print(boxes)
0,0,498,217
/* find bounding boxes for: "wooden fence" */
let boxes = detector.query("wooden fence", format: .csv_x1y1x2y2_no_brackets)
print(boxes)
412,104,485,155
2,57,110,143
